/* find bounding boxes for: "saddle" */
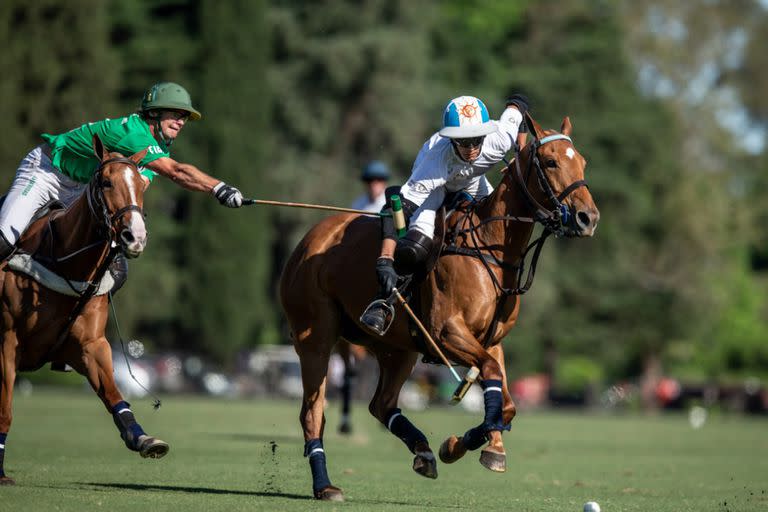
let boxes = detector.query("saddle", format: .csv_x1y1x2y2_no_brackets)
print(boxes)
0,195,66,227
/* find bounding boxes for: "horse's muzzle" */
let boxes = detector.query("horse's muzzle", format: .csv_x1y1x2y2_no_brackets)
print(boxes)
570,206,599,237
120,228,147,258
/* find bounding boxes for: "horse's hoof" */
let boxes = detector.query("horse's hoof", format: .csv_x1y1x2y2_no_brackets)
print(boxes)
413,450,438,479
479,447,506,472
439,435,467,464
314,485,344,501
338,422,352,435
138,435,170,459
0,476,16,486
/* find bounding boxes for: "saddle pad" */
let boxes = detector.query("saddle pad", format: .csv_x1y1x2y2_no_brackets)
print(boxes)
7,253,114,297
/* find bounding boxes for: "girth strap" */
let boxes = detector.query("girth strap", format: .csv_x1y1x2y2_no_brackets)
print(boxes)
442,245,519,272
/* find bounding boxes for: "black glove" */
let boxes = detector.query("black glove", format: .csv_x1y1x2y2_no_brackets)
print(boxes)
375,257,399,296
213,182,243,208
505,93,530,117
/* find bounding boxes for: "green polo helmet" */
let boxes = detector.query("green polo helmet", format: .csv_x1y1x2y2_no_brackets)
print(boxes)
140,82,201,121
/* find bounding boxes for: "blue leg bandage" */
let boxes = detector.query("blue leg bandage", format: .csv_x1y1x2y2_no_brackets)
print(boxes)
304,438,332,493
463,379,510,451
384,408,427,453
0,432,6,477
111,401,146,451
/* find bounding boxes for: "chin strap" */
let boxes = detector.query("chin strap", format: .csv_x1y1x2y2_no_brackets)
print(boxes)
151,116,174,148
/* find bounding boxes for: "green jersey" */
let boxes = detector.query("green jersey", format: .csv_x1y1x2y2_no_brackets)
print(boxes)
41,114,169,184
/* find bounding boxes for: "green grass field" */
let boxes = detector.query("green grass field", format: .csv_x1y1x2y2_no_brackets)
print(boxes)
2,388,766,512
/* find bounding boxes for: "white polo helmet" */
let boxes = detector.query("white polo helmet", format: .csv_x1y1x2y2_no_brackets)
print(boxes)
438,96,498,138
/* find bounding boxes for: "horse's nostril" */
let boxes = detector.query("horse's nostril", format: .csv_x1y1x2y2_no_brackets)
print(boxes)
120,230,135,244
577,211,591,228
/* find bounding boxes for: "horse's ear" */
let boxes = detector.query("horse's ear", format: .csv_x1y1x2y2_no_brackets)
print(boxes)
92,134,108,161
560,116,572,136
130,147,149,165
525,112,544,139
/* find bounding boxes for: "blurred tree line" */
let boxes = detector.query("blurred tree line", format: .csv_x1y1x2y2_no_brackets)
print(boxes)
1,0,765,389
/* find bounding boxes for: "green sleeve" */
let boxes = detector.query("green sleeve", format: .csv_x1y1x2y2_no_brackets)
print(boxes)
116,133,168,183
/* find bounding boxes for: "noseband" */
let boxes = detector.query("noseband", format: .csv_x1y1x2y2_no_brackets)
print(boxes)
512,133,588,236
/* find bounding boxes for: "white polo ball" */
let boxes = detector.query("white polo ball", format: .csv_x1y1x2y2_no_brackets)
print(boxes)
583,501,601,512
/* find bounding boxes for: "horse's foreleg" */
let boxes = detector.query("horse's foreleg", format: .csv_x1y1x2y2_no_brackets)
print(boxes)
0,330,17,485
487,344,516,425
438,322,508,472
369,349,437,479
72,337,168,459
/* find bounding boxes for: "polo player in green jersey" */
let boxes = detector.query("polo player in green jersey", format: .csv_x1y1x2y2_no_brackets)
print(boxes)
0,82,244,290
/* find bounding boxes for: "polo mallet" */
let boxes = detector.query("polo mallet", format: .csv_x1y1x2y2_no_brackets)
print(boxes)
391,288,480,404
243,198,390,217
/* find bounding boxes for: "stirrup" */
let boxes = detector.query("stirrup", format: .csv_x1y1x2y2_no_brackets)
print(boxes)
359,299,395,336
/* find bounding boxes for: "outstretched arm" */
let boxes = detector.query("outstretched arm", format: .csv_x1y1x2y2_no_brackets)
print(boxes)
146,157,243,207
145,157,219,192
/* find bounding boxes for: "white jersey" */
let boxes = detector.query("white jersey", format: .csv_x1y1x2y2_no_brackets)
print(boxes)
400,107,523,238
350,192,386,213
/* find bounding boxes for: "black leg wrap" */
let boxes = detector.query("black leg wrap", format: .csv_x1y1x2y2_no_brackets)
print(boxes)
0,432,6,477
304,439,332,494
383,408,427,453
111,401,146,451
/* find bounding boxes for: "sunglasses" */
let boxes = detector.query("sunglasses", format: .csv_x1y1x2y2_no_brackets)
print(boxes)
165,110,190,121
453,136,485,148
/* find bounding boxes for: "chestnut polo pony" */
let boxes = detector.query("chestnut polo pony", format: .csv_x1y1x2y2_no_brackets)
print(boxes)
0,136,168,485
280,113,600,501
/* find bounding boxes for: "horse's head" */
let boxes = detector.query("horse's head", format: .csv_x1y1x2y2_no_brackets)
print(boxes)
516,114,599,237
90,135,148,258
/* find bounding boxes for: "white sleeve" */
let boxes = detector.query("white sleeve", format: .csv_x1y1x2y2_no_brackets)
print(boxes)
481,107,522,162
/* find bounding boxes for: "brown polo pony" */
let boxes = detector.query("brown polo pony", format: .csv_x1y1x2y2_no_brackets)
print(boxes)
280,113,599,501
0,136,168,485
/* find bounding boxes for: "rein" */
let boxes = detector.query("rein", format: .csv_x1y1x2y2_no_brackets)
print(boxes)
442,132,588,347
42,156,142,362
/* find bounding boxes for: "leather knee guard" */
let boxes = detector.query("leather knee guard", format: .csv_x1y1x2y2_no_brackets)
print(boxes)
0,232,15,262
109,254,129,294
394,230,432,275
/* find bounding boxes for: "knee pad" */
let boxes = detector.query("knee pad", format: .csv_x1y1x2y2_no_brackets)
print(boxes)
109,254,129,294
394,230,432,275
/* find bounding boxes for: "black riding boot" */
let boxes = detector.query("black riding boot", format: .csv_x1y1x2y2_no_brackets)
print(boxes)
109,253,129,295
360,296,392,336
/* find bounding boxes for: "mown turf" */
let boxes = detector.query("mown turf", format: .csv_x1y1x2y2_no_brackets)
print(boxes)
2,388,766,511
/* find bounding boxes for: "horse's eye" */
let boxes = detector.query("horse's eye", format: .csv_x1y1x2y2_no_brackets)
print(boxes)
546,159,557,168
101,180,112,189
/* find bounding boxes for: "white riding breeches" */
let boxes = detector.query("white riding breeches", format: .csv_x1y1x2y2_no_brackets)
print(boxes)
402,175,493,239
0,145,85,245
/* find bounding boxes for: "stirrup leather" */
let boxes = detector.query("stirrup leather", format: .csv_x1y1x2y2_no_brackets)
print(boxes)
359,299,395,335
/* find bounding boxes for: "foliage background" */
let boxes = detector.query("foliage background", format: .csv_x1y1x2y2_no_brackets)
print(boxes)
1,0,766,389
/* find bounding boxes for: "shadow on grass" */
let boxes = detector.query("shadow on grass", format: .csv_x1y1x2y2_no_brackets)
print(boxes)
78,482,309,501
72,482,465,508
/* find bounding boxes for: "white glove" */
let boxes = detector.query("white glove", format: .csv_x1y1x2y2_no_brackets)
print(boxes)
212,182,243,208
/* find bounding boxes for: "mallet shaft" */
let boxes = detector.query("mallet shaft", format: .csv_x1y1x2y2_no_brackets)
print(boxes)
243,198,388,217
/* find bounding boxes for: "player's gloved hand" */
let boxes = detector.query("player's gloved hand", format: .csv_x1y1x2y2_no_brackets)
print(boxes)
375,257,399,296
505,93,530,117
212,182,243,208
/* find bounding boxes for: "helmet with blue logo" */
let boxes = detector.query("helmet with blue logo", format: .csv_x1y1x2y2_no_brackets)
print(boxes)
439,96,498,139
361,160,390,181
